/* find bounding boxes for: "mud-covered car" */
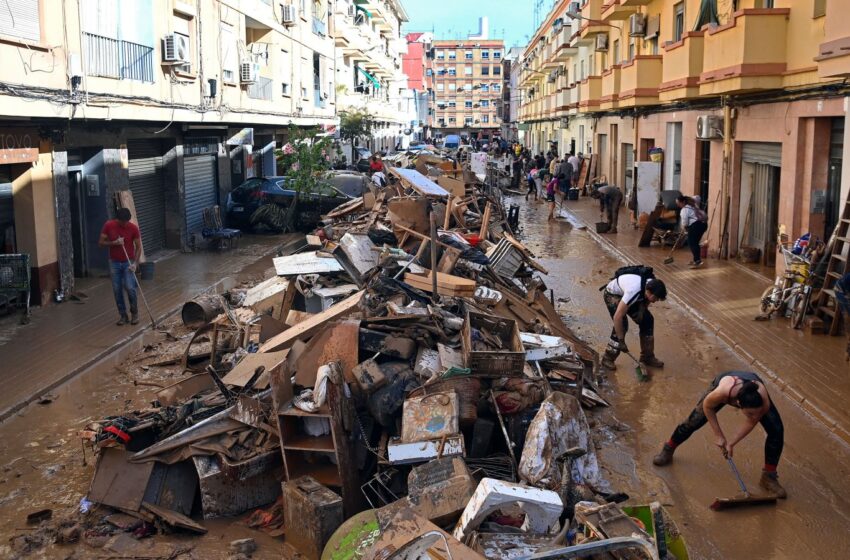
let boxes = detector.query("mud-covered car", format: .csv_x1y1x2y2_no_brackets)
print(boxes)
225,176,351,231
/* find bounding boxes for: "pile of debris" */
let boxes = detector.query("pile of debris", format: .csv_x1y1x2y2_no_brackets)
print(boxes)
62,156,686,559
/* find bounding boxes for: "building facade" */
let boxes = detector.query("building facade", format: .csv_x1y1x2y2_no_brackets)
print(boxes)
333,0,411,156
0,0,350,305
403,31,433,140
500,47,524,143
519,0,850,271
426,38,506,143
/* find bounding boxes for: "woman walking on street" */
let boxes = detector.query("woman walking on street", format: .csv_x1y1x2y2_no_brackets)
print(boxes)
652,370,787,498
677,195,708,268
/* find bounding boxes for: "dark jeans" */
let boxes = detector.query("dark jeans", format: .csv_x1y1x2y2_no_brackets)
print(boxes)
669,372,785,467
110,260,138,318
603,291,654,339
686,221,708,262
512,169,521,188
605,190,623,229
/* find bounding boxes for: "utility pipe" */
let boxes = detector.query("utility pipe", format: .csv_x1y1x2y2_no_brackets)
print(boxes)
720,99,733,259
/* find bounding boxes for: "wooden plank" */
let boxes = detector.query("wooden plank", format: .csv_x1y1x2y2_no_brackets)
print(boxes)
221,349,289,388
273,252,344,276
479,202,493,240
443,195,454,229
114,191,146,263
404,271,475,297
260,291,365,352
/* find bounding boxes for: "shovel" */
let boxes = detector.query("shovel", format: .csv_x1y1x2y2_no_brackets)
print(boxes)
710,457,778,510
663,230,687,265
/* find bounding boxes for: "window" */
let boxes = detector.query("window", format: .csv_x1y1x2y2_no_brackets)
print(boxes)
647,37,658,55
493,66,501,76
448,83,456,91
448,100,456,107
481,50,489,59
481,66,490,76
628,41,635,61
220,23,238,83
580,60,585,80
426,68,433,76
613,39,620,64
480,100,490,108
492,83,501,91
465,116,474,126
482,115,489,123
0,0,40,42
173,13,194,75
493,51,501,59
437,83,445,91
465,50,473,59
448,50,456,59
464,83,473,91
279,47,291,95
448,67,456,76
465,100,473,108
449,117,456,123
480,84,489,92
436,50,445,59
673,2,685,42
813,0,825,16
464,66,473,75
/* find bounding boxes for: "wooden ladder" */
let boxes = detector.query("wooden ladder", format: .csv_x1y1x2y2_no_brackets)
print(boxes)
814,188,850,335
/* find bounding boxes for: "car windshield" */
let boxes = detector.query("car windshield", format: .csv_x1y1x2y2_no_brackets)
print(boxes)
327,175,366,198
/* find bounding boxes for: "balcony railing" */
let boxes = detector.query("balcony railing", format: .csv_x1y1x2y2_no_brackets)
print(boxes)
83,32,154,83
618,55,662,107
247,77,273,101
659,31,704,102
600,65,621,109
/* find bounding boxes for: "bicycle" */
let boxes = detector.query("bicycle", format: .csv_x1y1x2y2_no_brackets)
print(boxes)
757,239,821,327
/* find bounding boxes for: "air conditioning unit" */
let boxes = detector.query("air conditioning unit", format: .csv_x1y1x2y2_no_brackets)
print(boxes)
595,34,609,52
240,61,259,84
347,4,355,17
567,2,581,16
629,13,647,37
696,115,723,139
280,4,296,26
162,33,189,63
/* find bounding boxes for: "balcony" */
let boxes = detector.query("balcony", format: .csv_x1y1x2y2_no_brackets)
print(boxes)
556,90,569,115
658,31,704,102
816,0,850,78
601,0,637,22
83,32,154,83
567,84,581,114
579,0,608,41
619,0,652,6
600,65,621,110
699,9,790,96
618,55,662,107
578,75,602,111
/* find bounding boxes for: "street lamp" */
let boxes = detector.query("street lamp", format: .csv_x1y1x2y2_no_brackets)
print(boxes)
564,10,622,30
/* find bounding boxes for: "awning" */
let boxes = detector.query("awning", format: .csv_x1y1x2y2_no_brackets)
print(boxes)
354,0,371,17
357,66,381,89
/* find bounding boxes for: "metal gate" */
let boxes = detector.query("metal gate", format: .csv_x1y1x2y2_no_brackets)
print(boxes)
741,142,782,167
183,154,217,236
128,140,167,253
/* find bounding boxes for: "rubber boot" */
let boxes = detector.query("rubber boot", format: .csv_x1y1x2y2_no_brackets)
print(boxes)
639,335,664,368
652,444,675,466
759,471,787,499
601,348,618,370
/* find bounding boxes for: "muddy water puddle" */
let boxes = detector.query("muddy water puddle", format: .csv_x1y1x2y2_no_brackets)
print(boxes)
512,195,850,559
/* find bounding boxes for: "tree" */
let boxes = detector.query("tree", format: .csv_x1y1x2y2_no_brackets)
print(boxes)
339,109,375,148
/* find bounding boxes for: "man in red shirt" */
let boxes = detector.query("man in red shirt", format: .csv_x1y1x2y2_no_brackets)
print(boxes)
368,155,383,174
99,208,142,325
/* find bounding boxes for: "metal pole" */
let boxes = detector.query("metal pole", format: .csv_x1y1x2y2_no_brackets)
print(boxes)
121,244,156,329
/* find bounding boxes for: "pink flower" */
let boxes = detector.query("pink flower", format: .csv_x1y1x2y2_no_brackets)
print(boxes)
283,143,295,154
291,162,300,171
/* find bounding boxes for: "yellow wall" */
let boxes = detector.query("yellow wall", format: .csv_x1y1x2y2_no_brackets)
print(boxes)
12,150,56,268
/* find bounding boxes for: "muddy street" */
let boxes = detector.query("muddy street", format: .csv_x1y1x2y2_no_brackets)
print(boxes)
512,195,850,560
1,195,849,560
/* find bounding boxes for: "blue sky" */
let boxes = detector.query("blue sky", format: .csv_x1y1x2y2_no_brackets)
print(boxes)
401,0,545,50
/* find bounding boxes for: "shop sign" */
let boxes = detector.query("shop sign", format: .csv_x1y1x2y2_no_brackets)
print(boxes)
0,132,38,164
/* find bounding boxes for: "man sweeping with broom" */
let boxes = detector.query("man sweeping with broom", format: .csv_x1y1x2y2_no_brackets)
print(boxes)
99,208,142,326
652,371,787,499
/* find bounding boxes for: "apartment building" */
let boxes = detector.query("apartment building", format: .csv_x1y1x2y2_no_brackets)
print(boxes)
0,0,337,304
519,0,850,271
403,32,433,140
426,38,506,142
333,0,412,155
500,47,524,142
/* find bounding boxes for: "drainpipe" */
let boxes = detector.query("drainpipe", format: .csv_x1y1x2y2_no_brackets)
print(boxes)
632,111,639,224
720,97,733,259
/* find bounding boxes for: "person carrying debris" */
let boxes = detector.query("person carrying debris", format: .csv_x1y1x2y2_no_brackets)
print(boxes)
526,163,539,201
546,173,558,221
600,265,667,370
652,371,787,498
590,176,623,234
99,208,142,326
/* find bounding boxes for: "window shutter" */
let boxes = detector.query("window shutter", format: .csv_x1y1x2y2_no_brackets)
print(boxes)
0,0,41,42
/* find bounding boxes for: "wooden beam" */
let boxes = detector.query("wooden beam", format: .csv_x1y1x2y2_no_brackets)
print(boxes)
260,291,365,352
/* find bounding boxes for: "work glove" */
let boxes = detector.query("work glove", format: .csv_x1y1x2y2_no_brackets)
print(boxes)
607,336,628,354
128,261,137,273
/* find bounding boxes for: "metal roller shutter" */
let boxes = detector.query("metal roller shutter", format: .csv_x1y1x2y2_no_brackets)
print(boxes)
0,0,40,43
128,140,167,253
184,155,217,235
741,142,782,167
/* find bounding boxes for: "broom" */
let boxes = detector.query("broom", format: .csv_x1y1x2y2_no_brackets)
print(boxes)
663,230,688,265
622,350,649,382
710,457,778,511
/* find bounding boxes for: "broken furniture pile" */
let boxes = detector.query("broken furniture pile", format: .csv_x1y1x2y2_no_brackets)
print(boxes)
76,160,685,559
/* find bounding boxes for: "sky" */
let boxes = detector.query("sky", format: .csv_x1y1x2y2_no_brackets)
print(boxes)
401,0,552,50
